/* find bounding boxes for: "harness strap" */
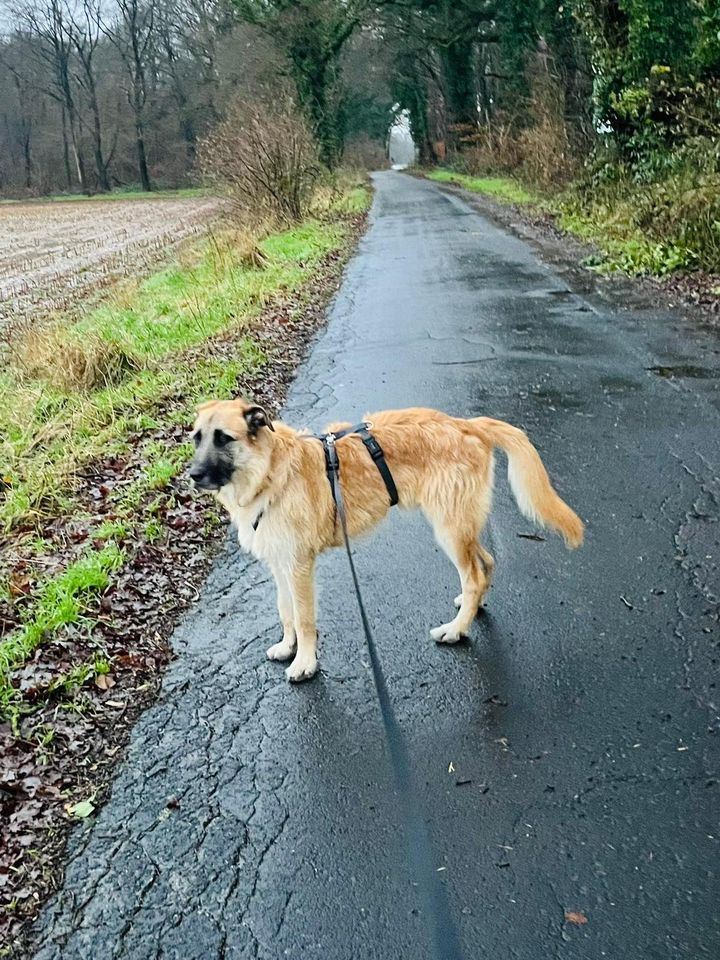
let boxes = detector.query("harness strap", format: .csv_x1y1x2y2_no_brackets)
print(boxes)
355,425,399,506
252,424,396,534
323,435,463,960
318,422,398,508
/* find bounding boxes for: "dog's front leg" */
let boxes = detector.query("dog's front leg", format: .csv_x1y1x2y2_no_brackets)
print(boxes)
266,564,297,662
285,555,318,682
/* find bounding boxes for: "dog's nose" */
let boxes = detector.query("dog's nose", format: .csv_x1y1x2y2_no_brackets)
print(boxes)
188,466,206,484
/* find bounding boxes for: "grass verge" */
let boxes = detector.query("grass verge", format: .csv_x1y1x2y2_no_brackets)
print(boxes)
0,187,209,205
423,166,720,280
1,222,345,533
0,179,371,729
426,169,537,204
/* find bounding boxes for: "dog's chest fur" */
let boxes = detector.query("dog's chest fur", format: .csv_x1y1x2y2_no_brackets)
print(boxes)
218,490,294,564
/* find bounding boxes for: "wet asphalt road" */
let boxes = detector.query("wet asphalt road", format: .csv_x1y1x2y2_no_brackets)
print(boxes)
34,172,719,959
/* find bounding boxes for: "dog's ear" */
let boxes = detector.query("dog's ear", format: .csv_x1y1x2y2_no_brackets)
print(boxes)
244,404,275,436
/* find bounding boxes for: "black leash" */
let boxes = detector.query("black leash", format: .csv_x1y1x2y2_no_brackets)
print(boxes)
321,430,464,960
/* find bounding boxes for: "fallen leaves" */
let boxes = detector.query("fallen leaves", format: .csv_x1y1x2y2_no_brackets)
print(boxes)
564,910,588,926
67,799,95,819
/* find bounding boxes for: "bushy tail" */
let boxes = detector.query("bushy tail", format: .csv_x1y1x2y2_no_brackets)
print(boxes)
473,417,584,548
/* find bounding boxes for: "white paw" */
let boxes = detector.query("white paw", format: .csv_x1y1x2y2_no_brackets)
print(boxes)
266,636,296,662
285,653,318,682
431,620,466,644
453,593,463,609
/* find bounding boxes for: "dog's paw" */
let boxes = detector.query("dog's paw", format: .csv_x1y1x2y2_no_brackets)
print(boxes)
431,621,467,644
266,637,296,662
453,593,463,609
285,653,318,682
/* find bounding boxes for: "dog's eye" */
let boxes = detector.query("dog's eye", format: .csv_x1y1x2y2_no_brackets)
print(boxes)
192,430,202,447
214,429,234,447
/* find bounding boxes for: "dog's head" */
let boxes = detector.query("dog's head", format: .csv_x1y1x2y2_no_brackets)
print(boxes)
188,398,275,493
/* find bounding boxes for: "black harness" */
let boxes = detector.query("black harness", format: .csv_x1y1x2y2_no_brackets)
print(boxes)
318,421,399,510
251,422,397,531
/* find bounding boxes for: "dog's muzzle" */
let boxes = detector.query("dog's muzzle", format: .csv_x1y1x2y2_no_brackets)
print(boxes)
188,467,219,492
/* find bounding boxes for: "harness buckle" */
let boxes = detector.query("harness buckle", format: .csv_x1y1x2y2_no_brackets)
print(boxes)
363,435,384,461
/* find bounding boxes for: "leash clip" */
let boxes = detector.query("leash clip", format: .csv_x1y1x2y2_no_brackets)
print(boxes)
323,433,340,488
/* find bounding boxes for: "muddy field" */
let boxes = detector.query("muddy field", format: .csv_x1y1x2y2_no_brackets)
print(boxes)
0,195,224,330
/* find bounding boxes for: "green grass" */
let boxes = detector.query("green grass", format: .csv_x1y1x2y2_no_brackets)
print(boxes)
0,543,124,727
550,198,695,276
78,221,342,359
426,170,537,204
95,520,130,541
0,220,348,533
525,170,708,275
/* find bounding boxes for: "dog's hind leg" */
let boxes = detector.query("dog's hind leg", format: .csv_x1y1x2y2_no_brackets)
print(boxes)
285,555,319,682
429,519,490,643
266,564,297,662
454,544,494,607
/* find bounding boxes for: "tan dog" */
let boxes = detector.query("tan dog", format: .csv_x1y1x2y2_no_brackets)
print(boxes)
189,400,584,682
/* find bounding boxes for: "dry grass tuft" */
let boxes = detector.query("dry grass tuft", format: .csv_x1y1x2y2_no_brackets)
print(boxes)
11,325,143,392
233,230,271,270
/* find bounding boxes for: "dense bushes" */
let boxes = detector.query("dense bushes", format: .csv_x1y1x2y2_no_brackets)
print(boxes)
199,98,322,224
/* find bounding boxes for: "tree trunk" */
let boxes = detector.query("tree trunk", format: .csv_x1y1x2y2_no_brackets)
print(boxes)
60,105,73,189
10,73,33,190
440,38,477,145
22,130,32,189
89,80,111,191
135,118,151,191
64,97,88,193
296,59,342,168
181,114,196,164
288,24,342,168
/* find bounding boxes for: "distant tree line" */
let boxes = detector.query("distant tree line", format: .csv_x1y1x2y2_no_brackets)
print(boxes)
0,0,281,195
1,0,718,197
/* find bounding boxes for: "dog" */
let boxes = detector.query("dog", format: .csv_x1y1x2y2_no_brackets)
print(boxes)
189,399,584,682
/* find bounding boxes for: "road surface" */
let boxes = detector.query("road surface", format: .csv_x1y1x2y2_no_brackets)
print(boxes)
33,172,719,959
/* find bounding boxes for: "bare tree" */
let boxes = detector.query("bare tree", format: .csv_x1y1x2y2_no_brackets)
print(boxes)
69,0,112,190
100,0,156,190
0,38,35,189
13,0,89,191
0,0,306,197
200,95,321,222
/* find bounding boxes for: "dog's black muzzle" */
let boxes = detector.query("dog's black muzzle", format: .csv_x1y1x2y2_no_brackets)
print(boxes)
188,467,220,491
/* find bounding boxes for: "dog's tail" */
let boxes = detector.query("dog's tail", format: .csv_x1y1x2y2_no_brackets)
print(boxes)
473,417,584,549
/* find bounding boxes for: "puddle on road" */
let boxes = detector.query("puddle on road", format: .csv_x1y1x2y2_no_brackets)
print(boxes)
646,364,716,380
